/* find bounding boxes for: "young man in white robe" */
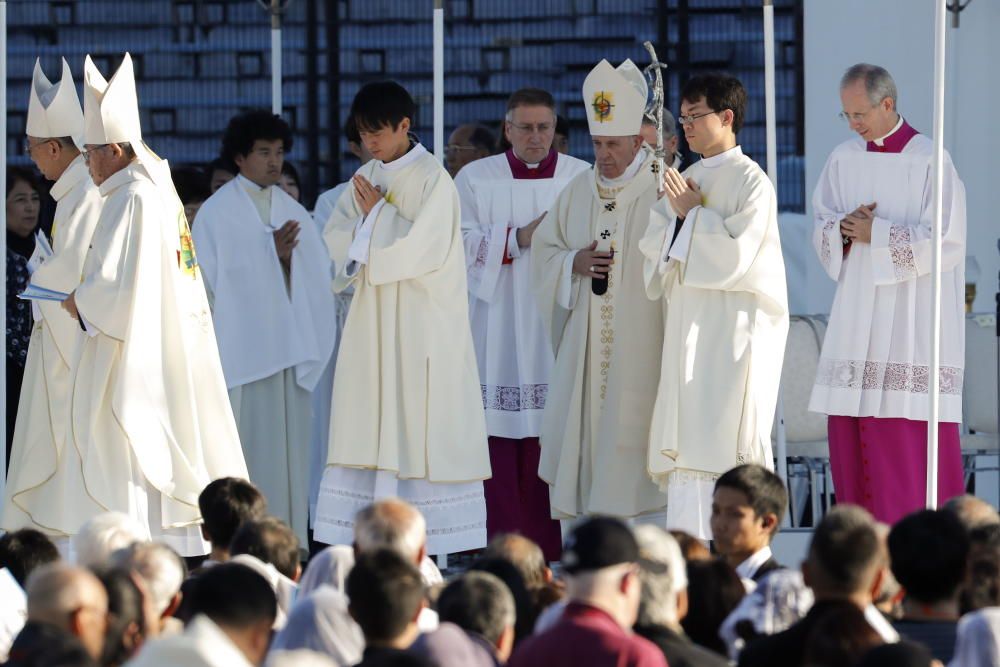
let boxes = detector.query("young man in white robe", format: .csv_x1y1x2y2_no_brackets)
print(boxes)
640,73,788,539
193,110,337,546
56,53,247,555
530,60,667,522
809,64,967,524
314,81,491,555
2,58,104,535
457,87,590,560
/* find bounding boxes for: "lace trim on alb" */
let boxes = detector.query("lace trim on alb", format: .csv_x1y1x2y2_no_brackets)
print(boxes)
481,383,547,412
888,224,917,281
815,359,963,395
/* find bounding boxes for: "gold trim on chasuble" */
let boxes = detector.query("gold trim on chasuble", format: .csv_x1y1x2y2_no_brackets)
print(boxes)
594,180,623,405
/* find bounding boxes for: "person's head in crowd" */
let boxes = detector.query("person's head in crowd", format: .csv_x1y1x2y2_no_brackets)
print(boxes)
436,571,516,661
944,494,1000,534
205,156,238,193
349,80,417,166
172,165,211,224
93,567,153,666
803,505,885,609
483,533,552,591
279,160,301,202
185,562,277,666
679,72,746,158
109,541,186,634
354,498,427,567
297,544,355,597
668,530,712,562
0,528,60,588
633,526,688,632
873,522,904,619
640,108,679,163
446,124,495,176
221,109,293,189
270,586,365,665
711,464,787,570
230,516,302,582
467,557,535,645
561,517,643,630
802,602,884,667
889,508,968,618
856,640,941,667
198,476,268,563
346,549,425,651
553,115,570,154
960,524,1000,614
679,558,744,656
72,512,146,569
6,166,41,242
951,606,1000,667
25,562,109,660
502,87,557,165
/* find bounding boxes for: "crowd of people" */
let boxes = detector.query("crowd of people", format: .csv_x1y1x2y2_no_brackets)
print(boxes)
0,467,999,666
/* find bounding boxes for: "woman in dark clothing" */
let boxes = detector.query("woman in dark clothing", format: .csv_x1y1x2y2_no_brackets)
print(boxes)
6,167,41,469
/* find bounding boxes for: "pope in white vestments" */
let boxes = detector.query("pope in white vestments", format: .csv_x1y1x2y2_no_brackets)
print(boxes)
193,110,337,545
458,88,590,559
2,58,104,535
809,65,966,524
49,53,247,555
314,81,490,555
531,60,667,521
641,74,788,539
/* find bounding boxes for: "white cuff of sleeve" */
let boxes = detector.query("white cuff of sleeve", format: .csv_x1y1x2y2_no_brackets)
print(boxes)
348,200,385,265
79,310,99,338
506,227,522,260
667,207,698,263
557,251,579,309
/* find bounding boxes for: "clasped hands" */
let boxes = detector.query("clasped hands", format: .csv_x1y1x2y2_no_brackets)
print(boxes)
840,202,877,244
353,174,383,216
660,167,702,220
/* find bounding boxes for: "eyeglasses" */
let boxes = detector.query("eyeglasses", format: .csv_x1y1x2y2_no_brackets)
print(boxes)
677,110,720,126
445,144,478,155
24,138,55,156
81,144,111,163
838,107,878,123
507,122,555,135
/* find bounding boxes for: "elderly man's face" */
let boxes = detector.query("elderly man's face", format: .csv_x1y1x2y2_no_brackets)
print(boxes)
639,123,679,162
75,582,109,660
591,135,642,180
85,143,129,186
840,79,898,143
446,125,490,176
505,105,556,165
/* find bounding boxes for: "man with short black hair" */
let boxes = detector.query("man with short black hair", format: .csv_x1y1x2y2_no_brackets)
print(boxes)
230,516,302,582
446,124,495,176
509,517,666,667
436,571,516,662
196,477,267,569
641,73,788,539
347,549,426,665
738,506,887,667
194,109,337,547
711,464,788,584
0,528,60,588
889,509,969,662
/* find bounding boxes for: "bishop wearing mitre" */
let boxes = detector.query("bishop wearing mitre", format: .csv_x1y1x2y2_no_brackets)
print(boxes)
2,58,104,535
51,53,246,553
531,59,667,522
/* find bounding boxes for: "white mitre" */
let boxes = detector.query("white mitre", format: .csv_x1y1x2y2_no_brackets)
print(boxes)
83,52,173,190
26,58,84,148
582,59,648,137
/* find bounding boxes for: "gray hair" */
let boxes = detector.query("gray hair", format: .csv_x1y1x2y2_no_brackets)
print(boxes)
72,511,148,568
437,571,516,644
353,498,426,562
841,63,898,108
641,107,677,140
26,562,107,627
634,525,687,627
110,541,186,617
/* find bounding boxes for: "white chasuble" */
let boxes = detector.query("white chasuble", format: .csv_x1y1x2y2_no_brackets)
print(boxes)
314,144,490,555
640,146,788,538
809,136,966,421
30,164,246,554
457,152,590,438
531,148,667,519
2,157,103,534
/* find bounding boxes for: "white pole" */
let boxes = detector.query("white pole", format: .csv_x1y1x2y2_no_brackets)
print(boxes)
1,0,7,495
927,0,947,509
271,0,282,115
433,0,444,162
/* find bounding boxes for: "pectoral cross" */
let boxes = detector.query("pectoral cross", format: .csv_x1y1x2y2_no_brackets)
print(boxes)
600,230,611,240
604,201,617,212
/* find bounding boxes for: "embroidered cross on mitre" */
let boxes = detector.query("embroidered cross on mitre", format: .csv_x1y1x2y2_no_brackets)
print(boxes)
603,201,616,212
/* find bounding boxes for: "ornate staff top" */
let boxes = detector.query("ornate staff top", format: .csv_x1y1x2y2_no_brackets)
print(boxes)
643,41,669,195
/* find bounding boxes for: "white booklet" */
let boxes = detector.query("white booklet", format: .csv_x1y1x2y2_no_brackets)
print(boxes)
17,283,70,302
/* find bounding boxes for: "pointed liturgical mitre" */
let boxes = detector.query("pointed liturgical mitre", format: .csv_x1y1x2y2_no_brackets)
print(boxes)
582,59,648,137
26,58,85,148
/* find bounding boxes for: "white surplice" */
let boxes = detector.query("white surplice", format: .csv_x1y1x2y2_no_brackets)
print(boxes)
640,146,789,539
314,143,490,555
193,176,336,544
47,163,246,555
457,152,590,438
808,135,966,421
3,156,103,534
531,147,668,519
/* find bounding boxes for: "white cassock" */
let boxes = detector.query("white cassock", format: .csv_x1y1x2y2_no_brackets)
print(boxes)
531,146,668,520
809,133,966,421
458,152,590,437
2,156,103,534
640,146,789,539
66,162,247,555
193,175,337,545
314,143,491,555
